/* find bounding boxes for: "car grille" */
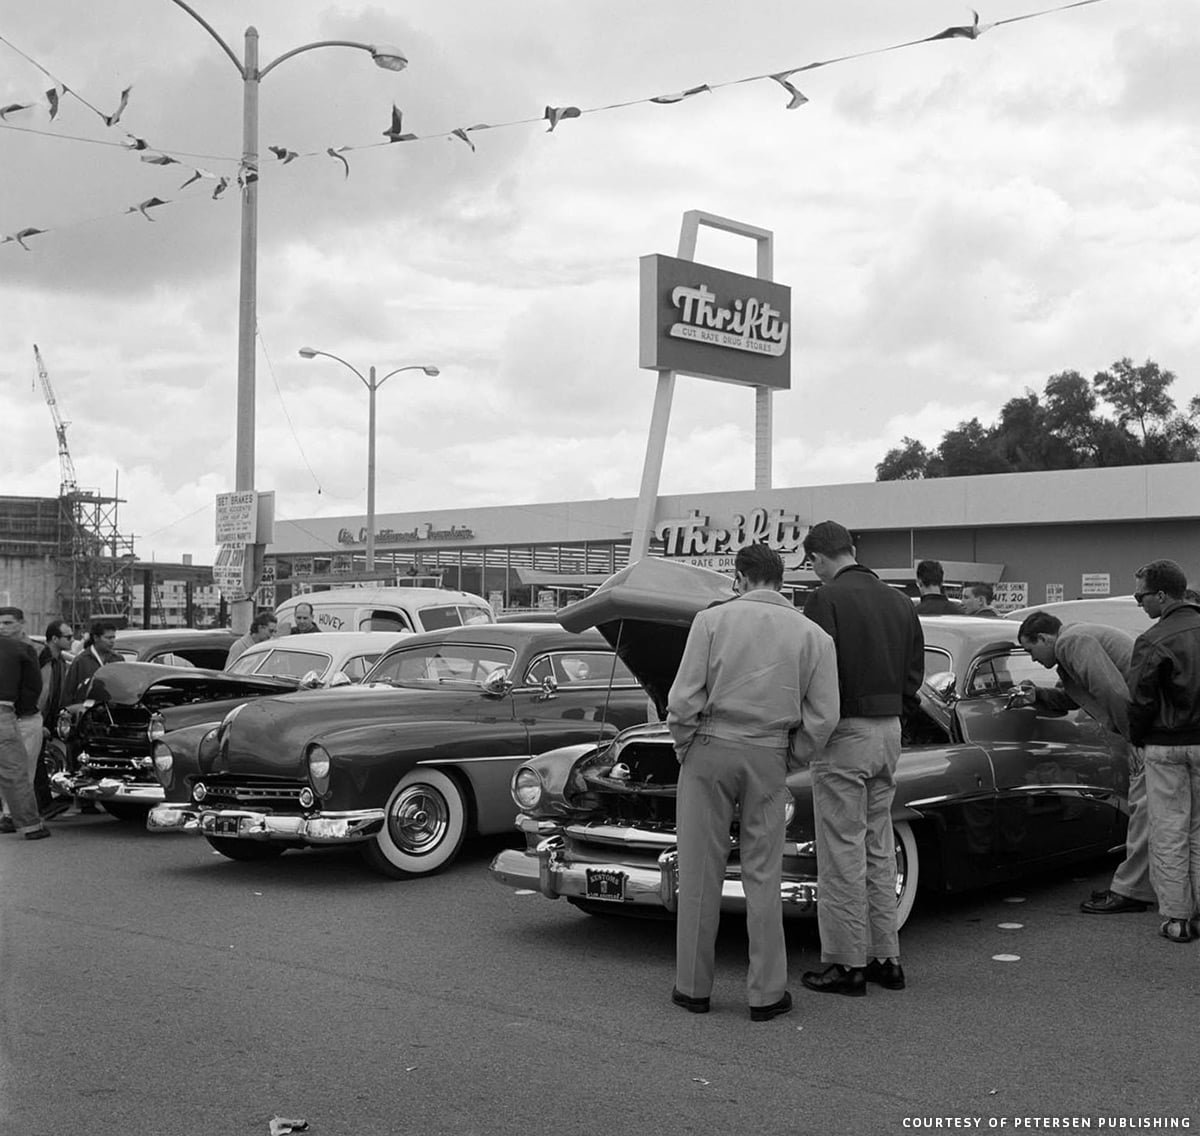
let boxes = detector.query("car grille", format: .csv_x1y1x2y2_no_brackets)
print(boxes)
80,755,149,778
80,706,151,757
197,775,309,811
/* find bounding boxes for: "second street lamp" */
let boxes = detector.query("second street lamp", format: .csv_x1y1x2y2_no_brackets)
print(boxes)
299,347,440,574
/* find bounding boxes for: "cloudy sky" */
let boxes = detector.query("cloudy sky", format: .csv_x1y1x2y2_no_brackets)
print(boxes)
2,0,1196,562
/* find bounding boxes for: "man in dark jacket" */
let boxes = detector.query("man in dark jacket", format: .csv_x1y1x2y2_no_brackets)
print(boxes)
1126,559,1200,944
0,606,50,839
914,560,961,615
799,522,925,996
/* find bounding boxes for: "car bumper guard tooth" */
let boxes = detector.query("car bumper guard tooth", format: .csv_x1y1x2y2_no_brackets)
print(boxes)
146,805,201,833
50,771,164,804
195,808,386,844
490,842,818,915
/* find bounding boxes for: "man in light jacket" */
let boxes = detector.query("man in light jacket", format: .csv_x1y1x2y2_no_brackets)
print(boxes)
667,543,839,1022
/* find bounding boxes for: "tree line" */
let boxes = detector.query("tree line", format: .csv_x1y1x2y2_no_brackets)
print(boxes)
875,358,1200,481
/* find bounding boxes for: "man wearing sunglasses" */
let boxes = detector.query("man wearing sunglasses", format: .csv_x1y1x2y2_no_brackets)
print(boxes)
1127,559,1200,944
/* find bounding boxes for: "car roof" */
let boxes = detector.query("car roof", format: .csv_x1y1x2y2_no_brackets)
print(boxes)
238,631,411,656
1005,596,1153,637
372,621,607,659
115,628,238,647
276,588,490,610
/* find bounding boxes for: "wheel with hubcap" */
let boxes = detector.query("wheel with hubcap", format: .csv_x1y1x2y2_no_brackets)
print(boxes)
203,835,288,861
894,820,920,930
362,768,467,879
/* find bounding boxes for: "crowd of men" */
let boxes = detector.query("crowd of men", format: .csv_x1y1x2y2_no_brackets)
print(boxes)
664,535,1200,1023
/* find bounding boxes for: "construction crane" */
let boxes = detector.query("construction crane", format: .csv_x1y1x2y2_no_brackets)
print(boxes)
33,343,79,496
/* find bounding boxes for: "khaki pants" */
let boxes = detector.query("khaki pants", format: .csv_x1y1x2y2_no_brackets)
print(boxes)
675,734,789,1007
1110,755,1153,904
811,716,901,968
1142,743,1200,920
0,708,41,831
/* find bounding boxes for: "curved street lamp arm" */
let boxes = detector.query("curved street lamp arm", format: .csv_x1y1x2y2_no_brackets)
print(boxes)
260,39,380,79
167,0,245,76
300,348,369,388
378,364,437,385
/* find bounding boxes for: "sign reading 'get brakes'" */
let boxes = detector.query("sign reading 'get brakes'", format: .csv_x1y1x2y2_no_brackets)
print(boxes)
639,253,791,390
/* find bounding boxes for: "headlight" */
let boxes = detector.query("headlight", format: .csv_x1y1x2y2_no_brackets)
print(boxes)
512,768,543,811
147,713,166,742
56,709,72,741
196,728,220,773
306,743,331,797
152,742,173,788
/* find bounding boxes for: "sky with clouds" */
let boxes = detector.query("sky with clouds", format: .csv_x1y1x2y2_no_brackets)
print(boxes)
2,0,1197,562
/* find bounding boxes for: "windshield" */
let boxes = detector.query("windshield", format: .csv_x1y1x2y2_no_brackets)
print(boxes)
365,643,516,687
229,647,333,681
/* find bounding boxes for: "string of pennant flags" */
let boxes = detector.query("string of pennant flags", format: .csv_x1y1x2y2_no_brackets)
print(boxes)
2,0,1113,252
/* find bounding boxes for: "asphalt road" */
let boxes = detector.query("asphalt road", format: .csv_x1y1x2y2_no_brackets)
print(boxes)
1,813,1197,1136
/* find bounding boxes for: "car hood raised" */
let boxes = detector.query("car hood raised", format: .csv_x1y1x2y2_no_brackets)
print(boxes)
557,558,732,713
87,662,298,706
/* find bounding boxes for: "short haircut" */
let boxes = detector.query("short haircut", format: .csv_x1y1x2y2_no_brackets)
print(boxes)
802,520,854,560
916,560,944,587
1017,611,1063,642
1136,559,1187,599
295,602,315,617
251,612,277,633
734,543,784,588
44,620,69,640
964,581,993,604
0,605,24,620
89,620,118,638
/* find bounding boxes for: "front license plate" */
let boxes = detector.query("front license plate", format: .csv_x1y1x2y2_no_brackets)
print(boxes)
211,815,241,837
586,868,626,902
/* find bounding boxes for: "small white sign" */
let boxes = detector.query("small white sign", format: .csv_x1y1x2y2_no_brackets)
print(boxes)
1046,583,1065,603
1081,573,1110,596
215,492,258,544
213,542,249,601
993,582,1028,613
675,554,737,573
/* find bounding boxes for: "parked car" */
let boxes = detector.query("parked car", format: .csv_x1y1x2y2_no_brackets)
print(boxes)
274,587,493,635
149,623,652,877
226,630,411,685
110,628,240,668
1005,595,1153,638
489,558,1131,928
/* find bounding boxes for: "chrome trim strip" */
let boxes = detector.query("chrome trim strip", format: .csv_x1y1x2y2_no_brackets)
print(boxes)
195,807,386,844
417,754,532,766
51,772,164,803
562,822,678,848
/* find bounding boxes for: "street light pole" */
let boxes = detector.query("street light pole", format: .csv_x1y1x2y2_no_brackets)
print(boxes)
298,349,439,574
167,0,407,630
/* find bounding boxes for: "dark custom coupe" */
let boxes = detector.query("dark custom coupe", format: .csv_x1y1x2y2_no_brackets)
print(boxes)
151,623,650,877
489,559,1131,927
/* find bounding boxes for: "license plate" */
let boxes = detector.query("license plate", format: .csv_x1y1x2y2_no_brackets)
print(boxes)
211,815,241,836
586,868,626,902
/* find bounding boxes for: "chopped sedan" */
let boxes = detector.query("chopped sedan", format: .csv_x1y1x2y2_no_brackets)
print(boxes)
150,623,651,877
489,558,1131,927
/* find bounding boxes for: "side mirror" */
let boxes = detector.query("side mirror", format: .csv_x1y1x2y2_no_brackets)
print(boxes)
298,669,324,689
926,671,957,703
328,671,352,688
481,668,512,698
539,674,558,700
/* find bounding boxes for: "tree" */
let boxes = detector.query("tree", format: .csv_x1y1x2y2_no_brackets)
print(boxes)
934,418,1006,477
1092,357,1177,442
1043,370,1099,465
875,437,930,480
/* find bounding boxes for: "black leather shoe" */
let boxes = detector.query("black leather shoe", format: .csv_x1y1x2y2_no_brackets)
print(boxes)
750,991,793,1022
801,965,866,997
1080,890,1151,914
23,826,51,841
863,958,906,989
0,817,16,834
671,987,710,1014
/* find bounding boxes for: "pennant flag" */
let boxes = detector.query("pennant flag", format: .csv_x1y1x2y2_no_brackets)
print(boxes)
2,226,46,251
237,162,259,188
268,145,298,164
325,147,351,177
127,196,168,220
0,102,33,120
178,167,220,190
123,134,150,151
450,127,476,152
382,105,416,142
544,105,581,132
45,85,63,121
140,153,180,166
212,177,230,200
102,85,132,126
927,9,993,41
769,72,809,110
650,84,711,105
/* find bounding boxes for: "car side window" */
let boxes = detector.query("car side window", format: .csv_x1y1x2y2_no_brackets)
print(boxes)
341,654,378,682
963,650,1042,698
358,610,412,632
151,652,197,668
923,647,953,680
522,651,636,687
166,648,228,670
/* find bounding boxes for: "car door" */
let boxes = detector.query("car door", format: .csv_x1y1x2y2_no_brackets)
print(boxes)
952,647,1125,862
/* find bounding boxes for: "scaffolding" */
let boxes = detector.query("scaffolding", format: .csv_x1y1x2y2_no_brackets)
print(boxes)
57,489,136,627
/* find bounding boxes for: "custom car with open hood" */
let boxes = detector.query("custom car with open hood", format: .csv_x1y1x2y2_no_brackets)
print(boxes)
149,622,650,877
489,559,1132,927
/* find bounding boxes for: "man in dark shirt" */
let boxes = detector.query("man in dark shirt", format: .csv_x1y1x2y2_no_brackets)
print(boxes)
914,560,961,615
291,603,320,634
0,606,50,839
799,522,924,996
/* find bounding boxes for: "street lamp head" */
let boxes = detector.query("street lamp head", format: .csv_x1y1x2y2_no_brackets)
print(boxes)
370,45,408,71
422,366,440,377
298,347,319,359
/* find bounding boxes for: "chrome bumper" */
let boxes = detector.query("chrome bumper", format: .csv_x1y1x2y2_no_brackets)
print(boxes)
147,804,201,833
50,771,164,804
193,807,387,844
489,836,819,916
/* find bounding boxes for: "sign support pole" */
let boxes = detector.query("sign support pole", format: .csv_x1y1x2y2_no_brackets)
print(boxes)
629,210,777,562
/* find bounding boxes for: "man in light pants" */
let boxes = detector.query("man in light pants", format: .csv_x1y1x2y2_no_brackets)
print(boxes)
0,606,50,840
800,521,924,997
667,544,839,1021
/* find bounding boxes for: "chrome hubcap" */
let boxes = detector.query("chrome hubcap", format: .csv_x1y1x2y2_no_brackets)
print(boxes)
389,787,448,855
